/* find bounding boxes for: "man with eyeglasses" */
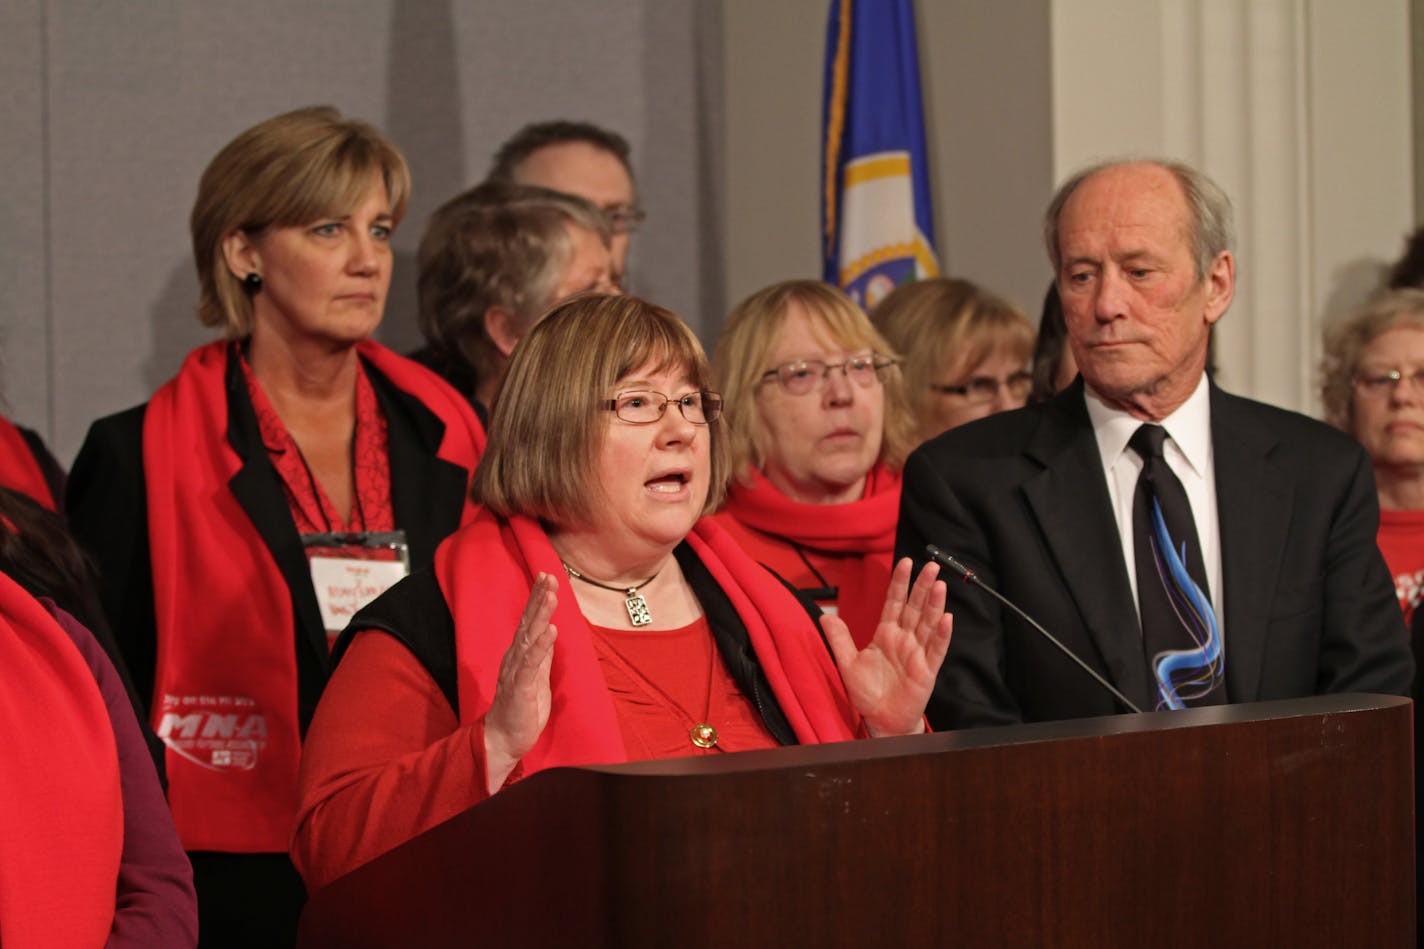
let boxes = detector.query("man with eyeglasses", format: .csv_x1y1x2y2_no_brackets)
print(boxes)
897,158,1410,730
488,120,643,290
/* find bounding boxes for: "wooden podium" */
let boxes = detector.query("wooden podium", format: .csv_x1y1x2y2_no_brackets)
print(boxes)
298,694,1413,947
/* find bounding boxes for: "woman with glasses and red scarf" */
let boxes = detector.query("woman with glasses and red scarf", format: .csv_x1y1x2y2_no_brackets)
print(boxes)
710,280,918,648
291,295,951,891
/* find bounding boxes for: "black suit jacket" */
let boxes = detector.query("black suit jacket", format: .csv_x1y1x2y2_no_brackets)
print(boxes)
896,378,1412,729
66,346,472,734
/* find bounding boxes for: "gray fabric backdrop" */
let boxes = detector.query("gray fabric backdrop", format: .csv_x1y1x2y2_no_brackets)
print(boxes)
2,0,726,461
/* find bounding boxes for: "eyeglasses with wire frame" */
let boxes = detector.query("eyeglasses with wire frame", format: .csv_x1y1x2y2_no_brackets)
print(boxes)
1353,367,1424,397
601,390,722,424
602,204,647,235
757,354,898,396
929,370,1033,405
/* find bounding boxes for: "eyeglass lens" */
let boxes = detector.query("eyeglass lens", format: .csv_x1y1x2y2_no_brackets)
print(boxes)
765,356,889,395
603,205,646,234
1356,367,1424,395
608,390,721,424
936,371,1033,404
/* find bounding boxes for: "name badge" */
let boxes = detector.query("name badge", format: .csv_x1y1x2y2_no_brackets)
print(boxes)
302,530,410,645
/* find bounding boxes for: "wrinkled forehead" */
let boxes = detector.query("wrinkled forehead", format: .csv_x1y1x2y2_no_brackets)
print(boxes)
1058,165,1192,257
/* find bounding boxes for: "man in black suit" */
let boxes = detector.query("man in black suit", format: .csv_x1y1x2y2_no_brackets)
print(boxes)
897,159,1412,728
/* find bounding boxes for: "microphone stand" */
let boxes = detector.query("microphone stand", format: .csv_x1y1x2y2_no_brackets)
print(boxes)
926,545,1143,715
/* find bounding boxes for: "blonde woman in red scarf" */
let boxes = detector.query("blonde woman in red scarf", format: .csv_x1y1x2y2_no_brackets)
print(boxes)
67,107,485,947
710,280,917,648
291,295,951,891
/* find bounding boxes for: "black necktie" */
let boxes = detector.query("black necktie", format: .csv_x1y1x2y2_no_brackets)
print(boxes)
1129,424,1225,708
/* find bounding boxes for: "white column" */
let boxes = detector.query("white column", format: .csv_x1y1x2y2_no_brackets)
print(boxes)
1051,0,1412,415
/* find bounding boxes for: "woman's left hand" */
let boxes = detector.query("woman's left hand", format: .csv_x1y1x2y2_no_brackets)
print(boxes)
822,557,952,737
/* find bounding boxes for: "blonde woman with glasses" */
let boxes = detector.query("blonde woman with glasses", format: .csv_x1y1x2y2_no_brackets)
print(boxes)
710,279,917,648
872,277,1034,445
1322,287,1424,626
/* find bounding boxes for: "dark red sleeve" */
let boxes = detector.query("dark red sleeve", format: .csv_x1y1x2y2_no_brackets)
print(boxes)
45,601,198,948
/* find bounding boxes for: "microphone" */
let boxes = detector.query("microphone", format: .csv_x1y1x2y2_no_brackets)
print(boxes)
925,545,1143,715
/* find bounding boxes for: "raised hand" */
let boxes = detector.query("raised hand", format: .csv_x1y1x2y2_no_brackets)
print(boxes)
821,557,952,737
482,572,559,792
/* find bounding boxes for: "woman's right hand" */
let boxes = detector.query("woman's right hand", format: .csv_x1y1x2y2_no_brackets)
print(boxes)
482,572,559,793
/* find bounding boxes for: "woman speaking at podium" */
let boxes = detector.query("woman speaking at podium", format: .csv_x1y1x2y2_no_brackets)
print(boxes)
292,295,953,889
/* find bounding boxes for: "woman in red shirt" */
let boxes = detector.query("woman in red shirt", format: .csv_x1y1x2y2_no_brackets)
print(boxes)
67,107,485,947
291,294,952,891
1321,288,1424,625
1321,275,1424,949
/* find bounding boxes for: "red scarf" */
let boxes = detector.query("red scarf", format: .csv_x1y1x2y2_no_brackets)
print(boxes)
435,510,859,773
713,463,901,647
720,464,901,552
143,339,484,852
0,573,121,946
0,415,56,511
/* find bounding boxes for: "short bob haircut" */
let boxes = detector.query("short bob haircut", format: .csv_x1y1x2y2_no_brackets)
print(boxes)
1043,158,1235,281
416,180,610,387
871,277,1032,427
712,279,916,484
474,294,728,527
1319,287,1424,431
191,106,411,338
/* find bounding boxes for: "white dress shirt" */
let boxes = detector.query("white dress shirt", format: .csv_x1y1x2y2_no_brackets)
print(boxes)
1083,374,1224,641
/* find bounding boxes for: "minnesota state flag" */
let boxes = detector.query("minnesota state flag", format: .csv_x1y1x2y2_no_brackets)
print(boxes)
822,0,939,309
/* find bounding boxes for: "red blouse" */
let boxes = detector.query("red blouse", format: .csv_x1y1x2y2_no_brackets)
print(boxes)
590,617,778,758
240,355,394,536
293,621,781,891
1377,508,1424,622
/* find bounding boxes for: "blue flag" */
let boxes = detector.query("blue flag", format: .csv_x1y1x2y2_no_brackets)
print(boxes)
821,0,939,309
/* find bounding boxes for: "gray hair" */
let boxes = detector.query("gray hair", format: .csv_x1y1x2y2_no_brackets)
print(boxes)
1043,158,1235,280
416,180,610,383
1319,287,1424,431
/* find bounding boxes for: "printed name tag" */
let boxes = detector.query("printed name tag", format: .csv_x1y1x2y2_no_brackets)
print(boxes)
309,556,409,637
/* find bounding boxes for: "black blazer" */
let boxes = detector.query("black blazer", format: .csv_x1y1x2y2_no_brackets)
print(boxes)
66,346,473,734
896,378,1413,729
